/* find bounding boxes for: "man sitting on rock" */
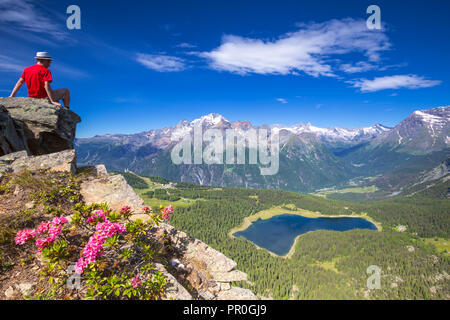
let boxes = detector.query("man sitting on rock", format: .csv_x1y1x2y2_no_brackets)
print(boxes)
9,52,71,109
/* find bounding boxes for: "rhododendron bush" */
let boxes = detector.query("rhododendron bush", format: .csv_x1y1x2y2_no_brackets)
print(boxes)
15,216,68,252
14,203,174,300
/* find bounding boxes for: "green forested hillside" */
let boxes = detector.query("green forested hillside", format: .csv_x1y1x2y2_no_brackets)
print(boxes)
111,171,149,189
125,173,449,299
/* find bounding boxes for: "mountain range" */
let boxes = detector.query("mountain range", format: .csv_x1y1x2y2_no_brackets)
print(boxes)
75,106,450,196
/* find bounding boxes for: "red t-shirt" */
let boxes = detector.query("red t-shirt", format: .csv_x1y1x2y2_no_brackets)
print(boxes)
21,64,53,98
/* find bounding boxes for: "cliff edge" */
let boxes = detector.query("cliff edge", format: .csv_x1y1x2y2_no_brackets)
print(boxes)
0,97,81,156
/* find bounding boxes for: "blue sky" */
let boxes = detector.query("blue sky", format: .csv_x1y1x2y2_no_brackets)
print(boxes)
0,0,449,138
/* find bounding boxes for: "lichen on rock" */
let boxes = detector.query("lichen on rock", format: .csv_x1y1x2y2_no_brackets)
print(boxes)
0,97,81,156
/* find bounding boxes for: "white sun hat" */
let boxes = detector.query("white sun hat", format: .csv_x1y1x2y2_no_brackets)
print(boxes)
34,52,53,60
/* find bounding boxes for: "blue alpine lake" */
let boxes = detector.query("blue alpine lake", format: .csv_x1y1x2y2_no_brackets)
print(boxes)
234,214,377,256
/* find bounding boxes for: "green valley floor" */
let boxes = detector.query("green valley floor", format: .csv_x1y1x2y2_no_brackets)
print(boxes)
121,171,450,300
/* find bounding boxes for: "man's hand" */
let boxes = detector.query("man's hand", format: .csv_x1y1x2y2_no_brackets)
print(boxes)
50,101,62,107
44,81,62,106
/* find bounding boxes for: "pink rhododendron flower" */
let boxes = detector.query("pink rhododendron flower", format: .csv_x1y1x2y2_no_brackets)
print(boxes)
47,223,63,241
75,219,126,274
15,216,68,252
160,206,174,220
75,258,88,274
14,229,37,245
113,223,126,234
35,237,49,250
37,221,50,234
131,274,141,288
120,206,132,215
142,206,150,213
52,216,68,225
86,210,107,224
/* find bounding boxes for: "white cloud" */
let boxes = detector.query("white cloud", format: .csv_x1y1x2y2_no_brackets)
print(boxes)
276,98,288,104
196,18,390,77
0,54,23,72
348,75,441,92
175,42,197,49
135,53,186,72
339,61,376,73
0,0,67,40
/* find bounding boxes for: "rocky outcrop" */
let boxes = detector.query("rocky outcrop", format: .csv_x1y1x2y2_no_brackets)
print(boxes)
78,165,257,300
153,263,193,300
153,222,256,300
0,149,77,174
0,106,25,155
80,170,145,212
0,97,81,156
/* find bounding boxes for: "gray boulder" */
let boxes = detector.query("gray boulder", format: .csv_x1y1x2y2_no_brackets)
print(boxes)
80,172,145,211
0,149,77,174
0,97,81,156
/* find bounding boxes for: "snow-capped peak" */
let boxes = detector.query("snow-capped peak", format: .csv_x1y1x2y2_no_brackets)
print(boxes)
149,113,395,146
413,110,446,125
170,113,232,140
191,113,230,127
271,122,391,143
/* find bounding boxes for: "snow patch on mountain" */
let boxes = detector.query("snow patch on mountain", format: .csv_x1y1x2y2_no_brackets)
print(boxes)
413,110,448,139
271,122,390,143
191,113,231,127
414,110,445,124
148,113,394,147
370,106,450,152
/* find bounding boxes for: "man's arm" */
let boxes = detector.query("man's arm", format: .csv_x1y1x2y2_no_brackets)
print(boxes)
44,81,61,106
9,78,25,97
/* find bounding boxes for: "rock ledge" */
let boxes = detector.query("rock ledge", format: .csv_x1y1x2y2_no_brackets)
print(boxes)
0,97,81,156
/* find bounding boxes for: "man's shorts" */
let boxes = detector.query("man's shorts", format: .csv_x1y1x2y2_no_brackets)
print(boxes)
50,88,68,101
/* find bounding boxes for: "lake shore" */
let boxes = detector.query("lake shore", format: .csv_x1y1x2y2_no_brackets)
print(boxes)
228,205,382,258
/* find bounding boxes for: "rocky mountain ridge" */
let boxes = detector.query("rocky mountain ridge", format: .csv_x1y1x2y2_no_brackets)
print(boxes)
75,106,450,194
78,112,393,148
370,106,450,154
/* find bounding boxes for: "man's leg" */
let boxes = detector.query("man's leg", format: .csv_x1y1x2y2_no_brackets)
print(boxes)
51,88,70,108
